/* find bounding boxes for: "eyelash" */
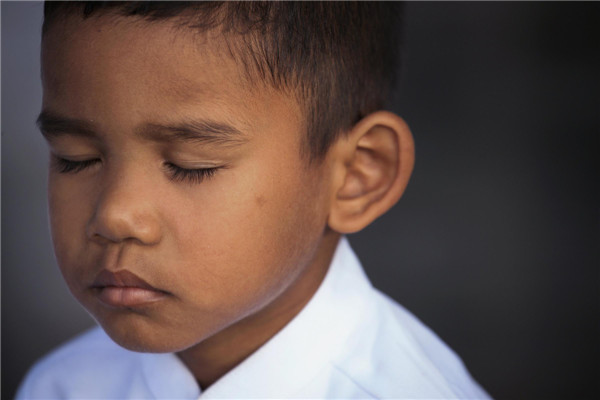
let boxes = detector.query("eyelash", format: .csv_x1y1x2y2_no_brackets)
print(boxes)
163,162,220,184
52,156,220,184
53,157,100,173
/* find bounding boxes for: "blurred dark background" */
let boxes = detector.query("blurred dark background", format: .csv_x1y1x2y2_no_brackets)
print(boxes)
2,2,598,399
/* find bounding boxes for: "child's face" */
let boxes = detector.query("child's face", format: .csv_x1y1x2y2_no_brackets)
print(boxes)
41,16,335,352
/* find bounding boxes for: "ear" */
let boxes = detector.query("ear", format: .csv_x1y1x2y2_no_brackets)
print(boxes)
328,111,414,234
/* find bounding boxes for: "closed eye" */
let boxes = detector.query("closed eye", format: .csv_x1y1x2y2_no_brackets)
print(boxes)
52,156,101,173
163,162,221,184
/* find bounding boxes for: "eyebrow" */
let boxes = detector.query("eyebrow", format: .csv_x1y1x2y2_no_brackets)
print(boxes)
36,111,247,146
138,120,247,146
36,111,96,139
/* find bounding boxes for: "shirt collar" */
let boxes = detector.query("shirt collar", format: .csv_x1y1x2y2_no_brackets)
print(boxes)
141,351,201,399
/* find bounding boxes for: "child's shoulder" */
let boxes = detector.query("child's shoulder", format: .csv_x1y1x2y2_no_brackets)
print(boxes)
20,326,125,377
330,288,490,399
17,326,200,399
16,327,145,399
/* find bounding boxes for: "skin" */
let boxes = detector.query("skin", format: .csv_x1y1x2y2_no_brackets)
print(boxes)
40,14,414,390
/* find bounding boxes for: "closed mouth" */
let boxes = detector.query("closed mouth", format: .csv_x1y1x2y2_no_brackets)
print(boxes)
91,269,170,308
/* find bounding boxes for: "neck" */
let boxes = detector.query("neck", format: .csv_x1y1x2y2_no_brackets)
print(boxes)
176,231,341,390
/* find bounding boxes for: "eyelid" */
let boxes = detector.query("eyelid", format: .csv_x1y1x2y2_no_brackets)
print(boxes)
163,162,223,184
51,154,101,173
168,160,223,169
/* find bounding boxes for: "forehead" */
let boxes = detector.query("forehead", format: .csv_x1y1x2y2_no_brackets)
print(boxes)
41,14,299,136
44,15,226,101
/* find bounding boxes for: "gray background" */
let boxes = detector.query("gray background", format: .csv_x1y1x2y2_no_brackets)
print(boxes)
2,2,598,399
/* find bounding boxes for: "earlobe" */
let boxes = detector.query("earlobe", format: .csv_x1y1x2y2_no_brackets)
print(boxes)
328,111,414,234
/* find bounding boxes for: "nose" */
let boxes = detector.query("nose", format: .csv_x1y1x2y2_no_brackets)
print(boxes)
86,166,162,246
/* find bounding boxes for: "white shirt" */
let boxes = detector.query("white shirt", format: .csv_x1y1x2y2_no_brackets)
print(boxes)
17,237,490,399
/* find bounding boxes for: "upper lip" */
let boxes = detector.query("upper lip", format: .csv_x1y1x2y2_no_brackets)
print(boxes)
91,269,165,292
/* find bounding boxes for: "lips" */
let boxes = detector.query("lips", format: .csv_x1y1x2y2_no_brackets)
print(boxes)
91,270,169,308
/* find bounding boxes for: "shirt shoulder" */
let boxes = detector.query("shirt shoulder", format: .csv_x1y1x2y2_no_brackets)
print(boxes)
328,288,491,399
16,326,150,399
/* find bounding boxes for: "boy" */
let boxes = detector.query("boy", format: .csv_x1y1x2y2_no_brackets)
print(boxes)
17,2,489,398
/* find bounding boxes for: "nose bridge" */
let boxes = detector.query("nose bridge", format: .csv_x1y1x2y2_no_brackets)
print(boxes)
87,160,162,245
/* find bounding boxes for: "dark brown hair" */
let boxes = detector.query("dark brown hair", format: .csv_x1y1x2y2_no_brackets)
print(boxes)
43,1,403,162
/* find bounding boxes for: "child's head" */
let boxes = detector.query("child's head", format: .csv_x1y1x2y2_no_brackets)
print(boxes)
39,1,414,356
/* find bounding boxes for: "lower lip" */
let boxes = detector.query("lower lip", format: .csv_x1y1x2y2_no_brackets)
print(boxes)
95,287,168,308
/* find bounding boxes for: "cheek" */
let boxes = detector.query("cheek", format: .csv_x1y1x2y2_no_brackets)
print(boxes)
166,157,326,311
47,175,93,278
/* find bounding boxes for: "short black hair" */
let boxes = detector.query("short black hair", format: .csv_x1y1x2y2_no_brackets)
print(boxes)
43,1,403,162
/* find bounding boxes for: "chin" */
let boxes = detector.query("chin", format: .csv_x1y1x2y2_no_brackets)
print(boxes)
93,313,199,354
